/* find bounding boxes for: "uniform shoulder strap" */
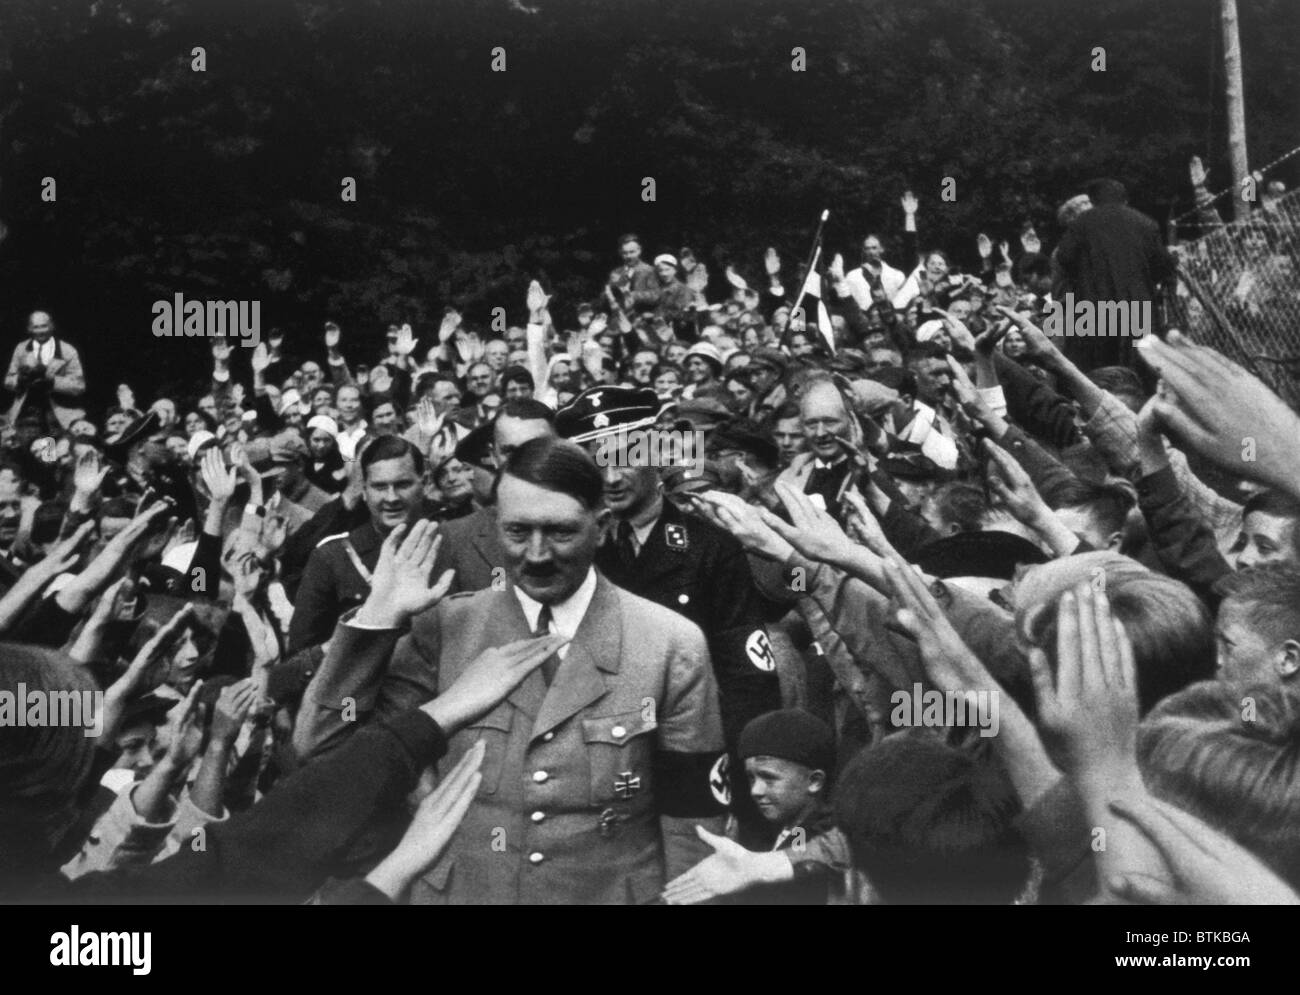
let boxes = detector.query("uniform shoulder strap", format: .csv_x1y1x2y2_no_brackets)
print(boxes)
340,539,373,585
315,531,349,549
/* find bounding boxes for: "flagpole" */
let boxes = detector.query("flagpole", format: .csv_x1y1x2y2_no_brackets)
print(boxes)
783,209,829,347
790,245,823,320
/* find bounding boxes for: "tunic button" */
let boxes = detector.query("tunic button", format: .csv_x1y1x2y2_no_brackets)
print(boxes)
677,594,689,605
531,810,545,822
529,852,544,864
532,770,549,783
611,725,627,739
542,731,554,742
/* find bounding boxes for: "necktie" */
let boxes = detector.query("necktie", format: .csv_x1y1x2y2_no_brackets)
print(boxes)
615,520,638,572
533,604,560,685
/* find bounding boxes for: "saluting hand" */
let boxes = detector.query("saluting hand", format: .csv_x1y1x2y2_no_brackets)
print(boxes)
422,635,569,734
355,521,454,628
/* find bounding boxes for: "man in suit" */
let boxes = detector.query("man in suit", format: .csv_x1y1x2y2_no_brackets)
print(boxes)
287,435,426,654
432,398,555,593
776,379,861,523
4,311,86,433
607,233,661,314
1055,177,1175,369
295,437,729,904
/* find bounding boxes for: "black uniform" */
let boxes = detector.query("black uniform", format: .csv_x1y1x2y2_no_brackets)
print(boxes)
287,519,383,655
596,500,781,841
595,499,781,747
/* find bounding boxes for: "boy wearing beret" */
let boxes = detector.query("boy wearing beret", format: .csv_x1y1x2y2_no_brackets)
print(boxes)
662,709,851,904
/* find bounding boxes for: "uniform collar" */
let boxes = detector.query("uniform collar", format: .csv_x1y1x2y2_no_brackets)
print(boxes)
351,519,386,555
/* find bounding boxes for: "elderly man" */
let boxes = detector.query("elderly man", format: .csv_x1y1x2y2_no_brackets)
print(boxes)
777,378,860,522
296,437,728,904
5,311,86,432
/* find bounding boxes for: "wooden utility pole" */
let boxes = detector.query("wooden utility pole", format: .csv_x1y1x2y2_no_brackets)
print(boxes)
1221,0,1250,220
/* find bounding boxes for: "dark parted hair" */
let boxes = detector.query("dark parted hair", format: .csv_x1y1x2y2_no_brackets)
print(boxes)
1087,178,1128,205
774,401,802,422
492,436,603,511
1217,564,1300,645
833,731,1031,904
931,482,990,533
1043,476,1137,537
1139,680,1300,889
1,644,101,886
415,371,459,400
495,398,555,426
1243,490,1300,559
1088,366,1146,409
500,366,535,392
359,434,424,479
1244,489,1300,522
369,396,404,420
904,342,949,366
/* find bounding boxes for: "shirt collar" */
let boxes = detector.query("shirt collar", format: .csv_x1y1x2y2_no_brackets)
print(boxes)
512,566,598,656
628,515,659,553
626,493,663,550
812,455,847,471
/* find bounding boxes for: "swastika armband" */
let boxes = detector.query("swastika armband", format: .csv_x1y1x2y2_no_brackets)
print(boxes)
744,628,776,672
653,750,731,816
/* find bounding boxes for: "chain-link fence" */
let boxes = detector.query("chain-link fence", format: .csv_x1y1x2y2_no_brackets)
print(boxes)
1168,187,1300,413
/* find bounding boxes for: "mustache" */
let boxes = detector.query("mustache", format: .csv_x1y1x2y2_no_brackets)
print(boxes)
522,563,558,577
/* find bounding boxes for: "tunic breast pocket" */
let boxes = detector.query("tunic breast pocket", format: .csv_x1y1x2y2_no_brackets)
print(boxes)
582,708,658,807
462,708,513,796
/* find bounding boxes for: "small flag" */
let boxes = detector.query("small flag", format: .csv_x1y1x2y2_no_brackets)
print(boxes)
795,264,836,354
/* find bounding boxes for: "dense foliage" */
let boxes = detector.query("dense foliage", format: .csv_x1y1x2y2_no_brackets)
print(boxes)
0,0,1296,403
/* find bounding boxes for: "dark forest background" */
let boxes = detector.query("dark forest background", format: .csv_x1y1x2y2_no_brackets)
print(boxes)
0,0,1297,408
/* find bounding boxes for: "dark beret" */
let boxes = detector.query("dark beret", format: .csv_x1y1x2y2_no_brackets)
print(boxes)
738,709,835,774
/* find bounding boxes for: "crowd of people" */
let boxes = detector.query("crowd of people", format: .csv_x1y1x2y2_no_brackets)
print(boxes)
3,164,1300,905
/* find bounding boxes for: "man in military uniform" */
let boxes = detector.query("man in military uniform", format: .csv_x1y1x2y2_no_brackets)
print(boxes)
287,436,426,654
557,386,782,837
295,438,728,904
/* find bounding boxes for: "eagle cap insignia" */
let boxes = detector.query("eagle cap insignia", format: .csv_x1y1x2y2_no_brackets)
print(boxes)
665,523,688,551
590,393,602,408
